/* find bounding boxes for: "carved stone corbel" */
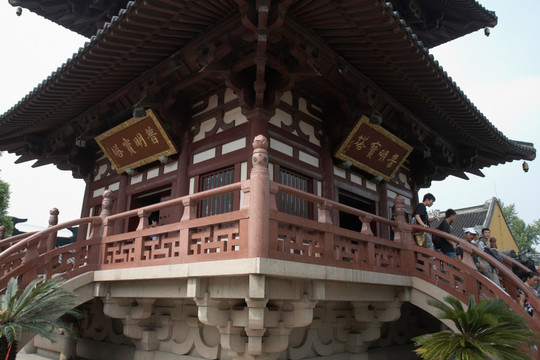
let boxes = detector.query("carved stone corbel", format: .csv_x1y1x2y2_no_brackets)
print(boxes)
102,297,172,351
352,299,402,323
345,299,403,354
195,278,317,360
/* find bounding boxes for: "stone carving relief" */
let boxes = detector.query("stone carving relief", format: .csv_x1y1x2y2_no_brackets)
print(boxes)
196,293,317,360
288,300,403,359
68,279,416,360
102,297,221,358
79,299,132,345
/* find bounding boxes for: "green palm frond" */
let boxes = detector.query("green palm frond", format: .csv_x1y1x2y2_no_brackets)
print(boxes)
0,277,81,347
413,295,540,360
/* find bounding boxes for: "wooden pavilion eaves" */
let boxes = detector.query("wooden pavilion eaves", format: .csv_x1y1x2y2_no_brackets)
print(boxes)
0,0,534,182
386,0,497,48
9,0,497,48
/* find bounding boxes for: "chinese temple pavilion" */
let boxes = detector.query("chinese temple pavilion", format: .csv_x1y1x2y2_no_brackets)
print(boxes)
0,0,537,359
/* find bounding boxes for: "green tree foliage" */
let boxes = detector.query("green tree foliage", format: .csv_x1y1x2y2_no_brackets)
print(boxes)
0,277,81,359
0,153,13,237
413,295,539,360
499,199,540,251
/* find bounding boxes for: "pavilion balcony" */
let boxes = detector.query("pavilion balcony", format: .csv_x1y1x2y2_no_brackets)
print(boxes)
0,136,539,359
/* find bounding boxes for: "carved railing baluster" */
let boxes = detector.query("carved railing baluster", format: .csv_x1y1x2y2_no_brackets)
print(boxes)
358,214,373,236
318,200,333,225
181,198,197,221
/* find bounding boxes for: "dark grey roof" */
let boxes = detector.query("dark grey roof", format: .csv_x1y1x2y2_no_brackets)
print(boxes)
431,197,497,239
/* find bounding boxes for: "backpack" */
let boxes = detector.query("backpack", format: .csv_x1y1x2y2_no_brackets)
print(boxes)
484,247,504,264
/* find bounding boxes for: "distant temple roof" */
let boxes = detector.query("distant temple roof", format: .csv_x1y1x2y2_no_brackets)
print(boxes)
436,198,498,239
432,197,517,247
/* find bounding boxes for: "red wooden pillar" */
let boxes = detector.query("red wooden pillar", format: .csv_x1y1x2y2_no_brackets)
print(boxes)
320,136,335,222
175,131,190,221
114,174,129,234
394,195,415,275
378,182,389,238
248,135,270,258
78,181,92,242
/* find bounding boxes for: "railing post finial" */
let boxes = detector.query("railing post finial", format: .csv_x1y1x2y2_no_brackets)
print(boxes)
252,134,269,170
394,196,406,223
101,190,114,218
393,195,408,243
49,207,59,227
39,207,60,253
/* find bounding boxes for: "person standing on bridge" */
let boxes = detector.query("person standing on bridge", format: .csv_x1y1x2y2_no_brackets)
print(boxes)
518,271,538,317
412,193,439,249
473,227,501,287
433,209,457,258
457,228,477,263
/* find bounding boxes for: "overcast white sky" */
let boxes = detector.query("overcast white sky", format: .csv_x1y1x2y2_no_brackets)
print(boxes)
0,0,539,228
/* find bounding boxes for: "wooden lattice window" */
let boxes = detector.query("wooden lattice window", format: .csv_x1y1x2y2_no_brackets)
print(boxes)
199,167,235,217
279,168,312,219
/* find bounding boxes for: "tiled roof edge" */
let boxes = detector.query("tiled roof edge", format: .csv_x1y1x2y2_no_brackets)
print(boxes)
0,1,136,119
383,2,534,158
483,196,498,228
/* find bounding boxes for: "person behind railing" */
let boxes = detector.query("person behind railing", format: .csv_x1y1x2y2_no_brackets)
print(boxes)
460,228,479,264
433,209,457,259
472,227,501,287
390,205,396,241
148,212,159,240
518,271,538,317
412,193,439,249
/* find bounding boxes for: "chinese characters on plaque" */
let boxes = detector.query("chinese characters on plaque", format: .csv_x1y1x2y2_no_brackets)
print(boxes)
335,115,413,181
95,109,177,174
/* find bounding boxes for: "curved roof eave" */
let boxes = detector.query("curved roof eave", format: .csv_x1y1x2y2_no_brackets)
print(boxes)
0,0,535,167
383,4,535,161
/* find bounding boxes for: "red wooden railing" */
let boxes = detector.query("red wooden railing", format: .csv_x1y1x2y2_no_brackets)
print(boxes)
0,217,103,287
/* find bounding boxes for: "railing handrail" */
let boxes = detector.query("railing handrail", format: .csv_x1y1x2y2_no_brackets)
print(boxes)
413,224,540,313
0,231,39,247
273,182,540,319
274,182,395,226
0,216,102,263
275,181,537,278
105,181,244,222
